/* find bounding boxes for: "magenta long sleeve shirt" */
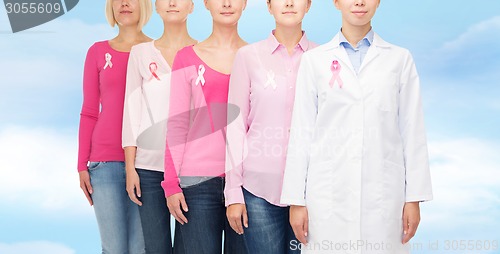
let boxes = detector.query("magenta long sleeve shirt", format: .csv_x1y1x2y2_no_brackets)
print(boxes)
77,41,129,171
162,46,230,196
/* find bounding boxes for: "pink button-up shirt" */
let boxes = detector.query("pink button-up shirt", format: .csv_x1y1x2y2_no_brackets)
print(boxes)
225,32,317,206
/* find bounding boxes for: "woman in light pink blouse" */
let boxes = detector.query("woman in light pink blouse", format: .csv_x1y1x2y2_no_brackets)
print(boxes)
77,0,151,253
224,0,317,253
122,0,197,253
161,0,248,253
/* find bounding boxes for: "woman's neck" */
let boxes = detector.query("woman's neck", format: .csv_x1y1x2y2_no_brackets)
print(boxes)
156,22,195,48
340,22,371,46
114,25,148,45
274,23,303,55
204,23,244,49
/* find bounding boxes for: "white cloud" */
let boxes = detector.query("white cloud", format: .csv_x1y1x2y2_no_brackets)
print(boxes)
491,100,500,111
0,127,92,215
425,16,500,78
424,138,500,230
418,16,500,129
0,241,75,254
0,13,115,126
442,16,500,51
0,14,115,89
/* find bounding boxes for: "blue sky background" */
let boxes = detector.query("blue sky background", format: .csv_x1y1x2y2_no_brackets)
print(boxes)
0,0,499,253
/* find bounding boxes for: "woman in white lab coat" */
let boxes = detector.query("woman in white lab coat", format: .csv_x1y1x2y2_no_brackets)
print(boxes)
280,0,433,253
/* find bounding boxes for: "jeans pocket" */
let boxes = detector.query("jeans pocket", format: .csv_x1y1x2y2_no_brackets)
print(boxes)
88,161,103,171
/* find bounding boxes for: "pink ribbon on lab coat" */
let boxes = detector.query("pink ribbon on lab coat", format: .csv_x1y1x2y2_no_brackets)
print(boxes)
329,60,343,89
149,62,160,81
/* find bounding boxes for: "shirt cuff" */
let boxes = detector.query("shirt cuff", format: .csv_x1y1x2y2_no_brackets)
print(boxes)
77,162,88,172
161,180,183,197
224,187,245,207
122,142,137,148
406,194,433,203
280,197,306,206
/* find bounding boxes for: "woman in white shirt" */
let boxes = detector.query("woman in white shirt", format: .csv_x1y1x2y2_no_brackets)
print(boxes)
122,1,196,253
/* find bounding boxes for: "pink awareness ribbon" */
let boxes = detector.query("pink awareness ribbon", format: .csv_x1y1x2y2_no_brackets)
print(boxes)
103,53,112,69
195,65,206,86
264,70,277,90
149,62,160,81
329,60,343,89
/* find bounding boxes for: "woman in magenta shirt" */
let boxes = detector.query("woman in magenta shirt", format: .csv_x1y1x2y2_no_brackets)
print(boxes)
224,0,317,253
77,0,151,253
161,0,248,253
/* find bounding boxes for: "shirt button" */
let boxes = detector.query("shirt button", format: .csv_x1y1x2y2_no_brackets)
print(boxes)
288,69,292,73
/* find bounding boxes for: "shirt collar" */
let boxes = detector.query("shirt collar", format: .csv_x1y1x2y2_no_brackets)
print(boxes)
325,31,391,50
267,30,310,54
339,28,374,48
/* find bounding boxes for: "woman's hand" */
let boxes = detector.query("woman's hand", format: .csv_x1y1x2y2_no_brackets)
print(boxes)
167,193,189,225
290,205,309,244
126,168,142,206
79,170,93,206
402,202,421,244
226,203,248,235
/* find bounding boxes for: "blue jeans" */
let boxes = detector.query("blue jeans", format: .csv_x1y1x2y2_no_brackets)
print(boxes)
242,188,299,254
89,161,145,254
136,169,173,254
174,177,247,254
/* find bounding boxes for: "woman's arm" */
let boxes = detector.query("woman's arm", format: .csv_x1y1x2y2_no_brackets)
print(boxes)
224,49,251,206
162,49,192,197
398,50,433,203
77,43,99,205
122,47,144,205
281,53,318,206
162,49,193,225
225,48,251,234
281,53,318,244
398,50,433,243
77,43,100,172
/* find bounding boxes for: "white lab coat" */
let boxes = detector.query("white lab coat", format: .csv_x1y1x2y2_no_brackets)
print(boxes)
281,33,433,254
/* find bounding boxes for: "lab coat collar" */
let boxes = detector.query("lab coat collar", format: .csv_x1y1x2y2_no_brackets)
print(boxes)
324,31,391,75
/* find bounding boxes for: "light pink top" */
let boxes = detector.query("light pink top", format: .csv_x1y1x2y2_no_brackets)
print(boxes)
224,32,317,206
122,41,172,171
78,41,129,171
162,46,230,197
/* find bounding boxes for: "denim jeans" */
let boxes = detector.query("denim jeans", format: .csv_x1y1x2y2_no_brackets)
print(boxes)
89,161,145,254
174,177,247,254
242,188,299,254
136,169,173,254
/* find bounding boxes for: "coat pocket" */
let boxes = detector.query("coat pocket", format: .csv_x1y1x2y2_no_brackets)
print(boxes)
305,160,334,221
375,73,399,112
382,159,406,220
